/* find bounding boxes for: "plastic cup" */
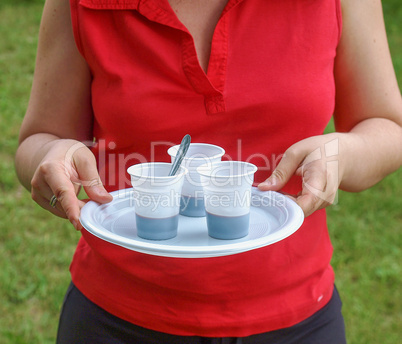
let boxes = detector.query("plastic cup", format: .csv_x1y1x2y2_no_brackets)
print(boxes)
197,161,258,240
167,143,225,217
127,162,187,240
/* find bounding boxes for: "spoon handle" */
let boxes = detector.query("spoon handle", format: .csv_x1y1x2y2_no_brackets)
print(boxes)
169,134,191,176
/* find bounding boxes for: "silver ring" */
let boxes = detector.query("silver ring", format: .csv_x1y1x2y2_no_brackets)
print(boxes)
49,195,58,208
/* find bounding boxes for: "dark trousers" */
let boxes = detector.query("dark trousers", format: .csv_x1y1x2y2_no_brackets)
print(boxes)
57,283,346,344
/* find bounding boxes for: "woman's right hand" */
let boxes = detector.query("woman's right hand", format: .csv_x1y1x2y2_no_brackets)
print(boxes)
30,139,113,230
14,0,112,230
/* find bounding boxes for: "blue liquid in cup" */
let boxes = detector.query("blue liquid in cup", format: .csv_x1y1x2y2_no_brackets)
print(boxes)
180,195,206,217
135,214,179,240
206,212,250,240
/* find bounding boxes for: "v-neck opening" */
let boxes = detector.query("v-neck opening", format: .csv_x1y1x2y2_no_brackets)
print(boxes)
159,0,235,114
79,0,245,114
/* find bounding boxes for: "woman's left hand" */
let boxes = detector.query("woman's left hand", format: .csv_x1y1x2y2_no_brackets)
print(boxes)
258,133,344,217
258,0,402,217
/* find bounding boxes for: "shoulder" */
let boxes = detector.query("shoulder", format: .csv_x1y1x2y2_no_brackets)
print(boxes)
334,0,402,131
19,0,93,143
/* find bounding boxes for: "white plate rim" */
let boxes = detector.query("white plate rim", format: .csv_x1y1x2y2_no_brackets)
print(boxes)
80,187,304,258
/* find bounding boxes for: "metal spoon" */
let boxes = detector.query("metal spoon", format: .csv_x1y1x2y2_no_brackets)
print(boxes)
168,134,191,176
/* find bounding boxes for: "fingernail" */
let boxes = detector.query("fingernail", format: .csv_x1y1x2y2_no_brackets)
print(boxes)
72,220,79,231
258,180,271,189
94,185,108,195
261,179,272,187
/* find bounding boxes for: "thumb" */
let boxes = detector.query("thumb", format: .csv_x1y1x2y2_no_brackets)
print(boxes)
73,149,113,204
84,181,113,204
258,150,302,191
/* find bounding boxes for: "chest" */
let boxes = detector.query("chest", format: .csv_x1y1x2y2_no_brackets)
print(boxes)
167,0,229,72
75,0,340,168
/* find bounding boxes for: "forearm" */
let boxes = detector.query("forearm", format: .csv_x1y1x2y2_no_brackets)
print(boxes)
339,117,402,192
15,133,80,191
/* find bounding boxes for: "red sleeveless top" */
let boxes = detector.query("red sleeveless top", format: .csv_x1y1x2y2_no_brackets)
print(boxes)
70,0,342,336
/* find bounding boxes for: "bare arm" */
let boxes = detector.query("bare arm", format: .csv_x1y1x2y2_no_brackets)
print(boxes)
15,0,112,229
333,0,402,191
259,0,402,216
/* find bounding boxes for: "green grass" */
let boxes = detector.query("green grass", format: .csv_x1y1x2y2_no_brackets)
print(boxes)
328,176,402,343
0,1,78,343
0,1,401,343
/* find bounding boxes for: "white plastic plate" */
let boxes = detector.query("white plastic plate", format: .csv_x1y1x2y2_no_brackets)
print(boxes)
80,187,304,258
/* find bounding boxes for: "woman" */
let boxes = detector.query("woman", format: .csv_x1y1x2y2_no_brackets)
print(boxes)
15,0,402,343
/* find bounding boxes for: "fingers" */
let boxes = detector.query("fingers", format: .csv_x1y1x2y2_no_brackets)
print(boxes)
258,145,306,191
71,147,113,204
296,160,330,217
258,136,340,217
32,192,68,219
30,140,112,230
31,159,84,229
47,174,84,228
